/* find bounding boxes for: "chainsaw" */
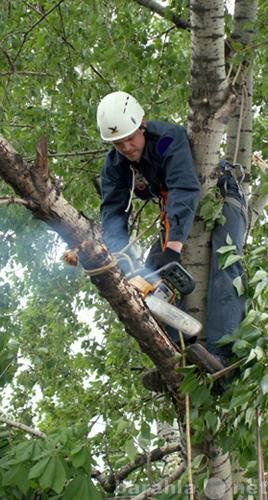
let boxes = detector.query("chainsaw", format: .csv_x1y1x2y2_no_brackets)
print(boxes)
128,261,202,337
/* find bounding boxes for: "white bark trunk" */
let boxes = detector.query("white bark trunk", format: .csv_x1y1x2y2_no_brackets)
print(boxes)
186,2,260,498
187,0,235,329
225,0,258,197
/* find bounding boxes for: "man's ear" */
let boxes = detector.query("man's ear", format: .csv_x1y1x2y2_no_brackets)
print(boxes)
140,117,147,132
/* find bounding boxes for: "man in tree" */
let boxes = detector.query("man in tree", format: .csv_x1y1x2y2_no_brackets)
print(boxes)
98,91,200,272
97,91,247,375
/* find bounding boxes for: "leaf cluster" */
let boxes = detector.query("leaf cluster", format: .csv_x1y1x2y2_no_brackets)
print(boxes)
198,188,226,231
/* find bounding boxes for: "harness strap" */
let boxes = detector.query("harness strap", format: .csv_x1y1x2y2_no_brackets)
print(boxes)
160,189,169,251
224,195,248,226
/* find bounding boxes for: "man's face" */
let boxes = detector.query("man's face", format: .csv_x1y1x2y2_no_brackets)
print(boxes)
112,126,146,162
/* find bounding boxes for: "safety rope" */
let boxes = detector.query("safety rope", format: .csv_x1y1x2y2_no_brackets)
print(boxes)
233,81,247,165
84,255,118,276
256,408,267,500
179,331,194,500
119,214,160,255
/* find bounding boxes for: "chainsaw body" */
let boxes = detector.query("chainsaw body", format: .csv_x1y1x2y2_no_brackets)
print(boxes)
129,262,201,337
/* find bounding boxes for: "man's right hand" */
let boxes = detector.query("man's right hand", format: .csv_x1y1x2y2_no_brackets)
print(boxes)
147,247,181,271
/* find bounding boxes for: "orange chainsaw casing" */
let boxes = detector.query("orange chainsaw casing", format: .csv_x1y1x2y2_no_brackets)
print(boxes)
129,275,176,304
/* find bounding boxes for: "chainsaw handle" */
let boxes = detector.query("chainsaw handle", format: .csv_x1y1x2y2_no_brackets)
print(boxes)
144,261,195,296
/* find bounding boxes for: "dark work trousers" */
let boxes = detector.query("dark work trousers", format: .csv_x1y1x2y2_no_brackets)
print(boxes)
205,198,247,358
145,193,247,353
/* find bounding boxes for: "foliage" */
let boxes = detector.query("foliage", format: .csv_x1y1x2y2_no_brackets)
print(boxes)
0,426,103,499
198,188,226,231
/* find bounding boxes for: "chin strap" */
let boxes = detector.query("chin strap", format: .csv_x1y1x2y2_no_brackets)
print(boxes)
125,165,136,213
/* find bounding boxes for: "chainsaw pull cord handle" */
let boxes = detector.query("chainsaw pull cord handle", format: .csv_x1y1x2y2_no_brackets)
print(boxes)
160,188,169,251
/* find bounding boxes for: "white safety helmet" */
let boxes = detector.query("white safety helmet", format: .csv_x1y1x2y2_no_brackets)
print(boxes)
97,91,144,141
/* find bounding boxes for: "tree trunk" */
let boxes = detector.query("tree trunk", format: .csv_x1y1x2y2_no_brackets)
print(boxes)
226,0,258,177
186,1,259,498
185,1,259,497
186,0,236,332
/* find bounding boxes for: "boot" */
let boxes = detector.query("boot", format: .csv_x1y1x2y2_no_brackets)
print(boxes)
141,368,166,392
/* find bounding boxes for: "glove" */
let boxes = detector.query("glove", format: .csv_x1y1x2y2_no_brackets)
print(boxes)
146,247,181,271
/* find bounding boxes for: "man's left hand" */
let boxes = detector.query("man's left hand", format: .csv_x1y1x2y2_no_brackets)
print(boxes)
166,241,183,253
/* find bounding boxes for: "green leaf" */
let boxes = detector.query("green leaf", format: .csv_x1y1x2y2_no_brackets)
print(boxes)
250,269,267,283
230,392,250,409
64,474,103,500
253,280,267,298
232,276,245,296
254,346,264,361
260,375,268,395
71,445,91,472
205,411,217,430
125,439,137,461
233,339,250,355
217,244,237,254
180,373,198,393
15,441,34,462
28,456,50,480
221,254,242,270
116,418,129,433
240,325,261,343
3,463,30,494
192,454,205,469
217,334,234,346
241,310,257,326
140,421,151,441
39,456,66,494
226,233,233,245
191,385,211,407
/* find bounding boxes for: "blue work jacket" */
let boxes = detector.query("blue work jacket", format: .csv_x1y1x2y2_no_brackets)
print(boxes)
100,121,201,253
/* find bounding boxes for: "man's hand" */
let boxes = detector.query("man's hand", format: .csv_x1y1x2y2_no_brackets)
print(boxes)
166,241,183,253
148,247,181,271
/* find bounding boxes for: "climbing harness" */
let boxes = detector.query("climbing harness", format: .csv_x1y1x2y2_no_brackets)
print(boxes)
218,159,248,230
125,165,135,213
159,188,169,251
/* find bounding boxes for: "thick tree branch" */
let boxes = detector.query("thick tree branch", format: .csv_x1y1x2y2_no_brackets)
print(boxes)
133,0,190,30
134,462,186,500
93,442,184,492
0,134,182,397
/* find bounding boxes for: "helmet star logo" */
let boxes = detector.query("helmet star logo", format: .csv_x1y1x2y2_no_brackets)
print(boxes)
108,126,118,134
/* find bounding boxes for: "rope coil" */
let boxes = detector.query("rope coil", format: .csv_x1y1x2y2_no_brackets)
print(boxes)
63,214,160,277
